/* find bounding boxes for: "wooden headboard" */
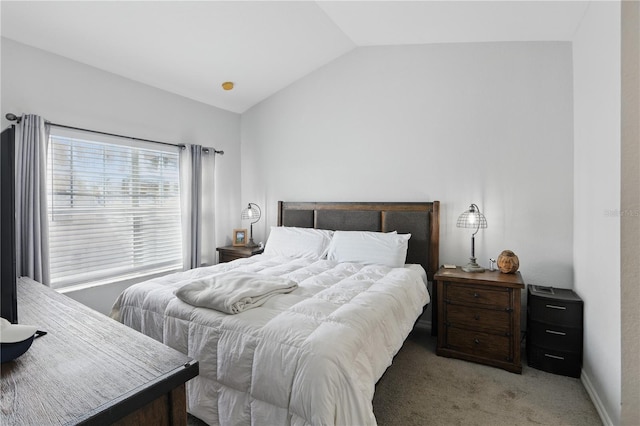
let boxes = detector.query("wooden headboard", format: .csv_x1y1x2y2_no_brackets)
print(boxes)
277,201,440,281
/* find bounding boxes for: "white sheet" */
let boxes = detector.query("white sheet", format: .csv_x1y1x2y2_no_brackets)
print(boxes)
111,254,430,426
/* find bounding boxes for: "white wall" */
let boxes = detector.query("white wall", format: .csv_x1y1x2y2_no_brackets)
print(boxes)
572,2,621,425
242,42,574,323
1,38,242,314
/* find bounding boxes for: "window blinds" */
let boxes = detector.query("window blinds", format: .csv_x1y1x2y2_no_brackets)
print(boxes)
47,129,182,289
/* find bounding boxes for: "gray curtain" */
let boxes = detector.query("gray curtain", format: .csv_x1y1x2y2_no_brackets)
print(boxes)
180,144,216,270
190,145,203,269
180,144,202,270
15,114,50,285
200,147,217,266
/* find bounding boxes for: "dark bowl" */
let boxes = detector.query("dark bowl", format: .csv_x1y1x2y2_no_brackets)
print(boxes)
1,335,35,363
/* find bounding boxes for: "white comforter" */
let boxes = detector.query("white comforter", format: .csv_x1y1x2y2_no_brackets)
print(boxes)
111,255,429,426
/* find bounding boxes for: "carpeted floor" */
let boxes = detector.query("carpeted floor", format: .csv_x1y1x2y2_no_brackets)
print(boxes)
372,329,600,426
188,329,601,425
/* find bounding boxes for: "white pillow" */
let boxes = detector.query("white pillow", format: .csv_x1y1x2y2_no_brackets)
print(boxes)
327,230,411,268
264,226,334,260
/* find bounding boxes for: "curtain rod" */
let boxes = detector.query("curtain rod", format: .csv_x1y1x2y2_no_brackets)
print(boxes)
4,113,224,155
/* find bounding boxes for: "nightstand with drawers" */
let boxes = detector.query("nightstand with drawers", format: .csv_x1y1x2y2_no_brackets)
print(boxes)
435,267,525,373
216,245,264,263
526,285,583,378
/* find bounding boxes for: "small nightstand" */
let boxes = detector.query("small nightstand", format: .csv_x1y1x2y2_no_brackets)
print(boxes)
527,285,583,378
216,245,264,263
435,267,525,373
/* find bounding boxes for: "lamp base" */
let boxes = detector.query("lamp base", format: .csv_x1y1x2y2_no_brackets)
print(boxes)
462,258,485,273
245,239,258,248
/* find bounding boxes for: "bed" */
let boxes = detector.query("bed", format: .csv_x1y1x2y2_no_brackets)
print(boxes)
111,201,440,425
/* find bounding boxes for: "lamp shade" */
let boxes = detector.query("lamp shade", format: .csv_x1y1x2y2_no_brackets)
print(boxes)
241,203,261,223
456,204,487,232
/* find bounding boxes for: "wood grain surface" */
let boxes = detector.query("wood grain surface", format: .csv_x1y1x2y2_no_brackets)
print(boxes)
1,277,198,425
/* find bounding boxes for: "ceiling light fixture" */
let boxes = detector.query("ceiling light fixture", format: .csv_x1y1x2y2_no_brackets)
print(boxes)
222,81,234,91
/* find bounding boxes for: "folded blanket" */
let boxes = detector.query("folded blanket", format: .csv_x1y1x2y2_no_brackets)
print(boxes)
175,271,298,314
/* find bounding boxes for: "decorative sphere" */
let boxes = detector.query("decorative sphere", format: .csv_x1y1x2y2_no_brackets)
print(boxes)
497,250,519,274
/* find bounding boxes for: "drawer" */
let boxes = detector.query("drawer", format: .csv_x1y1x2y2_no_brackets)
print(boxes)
445,326,511,361
527,320,582,352
447,304,511,335
446,283,511,308
527,343,582,378
528,297,582,327
219,253,243,263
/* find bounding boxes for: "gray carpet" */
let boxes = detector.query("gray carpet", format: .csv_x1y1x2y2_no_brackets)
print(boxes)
188,329,601,425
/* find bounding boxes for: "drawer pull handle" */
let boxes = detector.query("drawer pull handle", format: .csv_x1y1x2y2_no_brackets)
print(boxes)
474,338,480,345
474,315,480,320
545,329,566,336
544,353,565,360
545,304,566,310
473,293,480,298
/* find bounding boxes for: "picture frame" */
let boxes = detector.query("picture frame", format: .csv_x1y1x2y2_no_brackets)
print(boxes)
233,228,247,246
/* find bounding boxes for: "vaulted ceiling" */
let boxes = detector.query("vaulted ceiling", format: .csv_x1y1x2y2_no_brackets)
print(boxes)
1,1,590,113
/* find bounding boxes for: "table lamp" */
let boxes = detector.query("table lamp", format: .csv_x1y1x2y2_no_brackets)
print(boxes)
241,203,261,248
457,203,488,272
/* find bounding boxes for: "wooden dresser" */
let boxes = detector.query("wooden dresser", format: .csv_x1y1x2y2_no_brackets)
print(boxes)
435,267,524,373
1,277,199,425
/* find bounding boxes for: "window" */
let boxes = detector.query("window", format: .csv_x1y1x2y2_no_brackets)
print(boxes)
47,129,182,289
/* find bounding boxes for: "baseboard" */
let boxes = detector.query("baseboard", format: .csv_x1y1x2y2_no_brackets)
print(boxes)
581,369,615,426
